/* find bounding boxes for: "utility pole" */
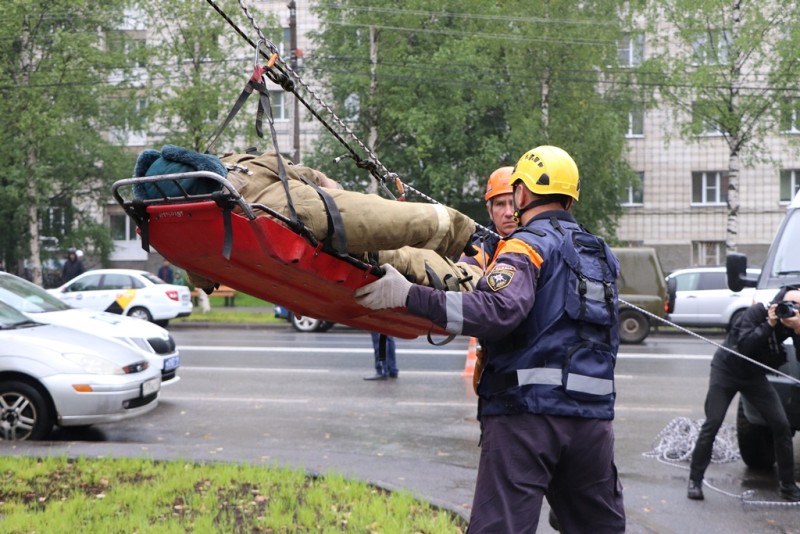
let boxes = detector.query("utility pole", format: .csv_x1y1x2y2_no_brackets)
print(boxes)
288,0,300,163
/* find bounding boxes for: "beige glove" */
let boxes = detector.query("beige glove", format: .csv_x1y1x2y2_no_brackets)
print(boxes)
354,263,412,310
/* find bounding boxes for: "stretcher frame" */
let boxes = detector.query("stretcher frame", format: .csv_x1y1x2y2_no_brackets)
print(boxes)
112,171,449,339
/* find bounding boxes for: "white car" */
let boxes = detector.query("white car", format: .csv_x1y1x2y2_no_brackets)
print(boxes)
0,272,180,385
666,267,760,330
48,269,192,326
0,300,161,440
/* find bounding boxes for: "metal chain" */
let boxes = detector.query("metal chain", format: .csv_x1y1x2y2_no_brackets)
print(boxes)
231,1,800,365
234,0,495,233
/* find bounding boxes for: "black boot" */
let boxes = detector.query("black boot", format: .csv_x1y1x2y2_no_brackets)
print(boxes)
779,482,800,502
687,479,704,500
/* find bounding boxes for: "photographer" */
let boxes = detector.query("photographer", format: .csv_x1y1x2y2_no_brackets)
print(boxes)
687,286,800,502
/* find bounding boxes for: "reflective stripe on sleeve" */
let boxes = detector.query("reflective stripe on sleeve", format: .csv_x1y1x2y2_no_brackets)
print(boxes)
422,204,451,251
445,292,464,334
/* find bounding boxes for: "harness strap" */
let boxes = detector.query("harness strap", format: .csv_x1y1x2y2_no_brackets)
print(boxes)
204,65,264,154
297,176,348,256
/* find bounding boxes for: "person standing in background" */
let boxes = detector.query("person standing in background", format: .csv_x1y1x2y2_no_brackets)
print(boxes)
157,260,175,284
61,249,85,284
364,332,398,381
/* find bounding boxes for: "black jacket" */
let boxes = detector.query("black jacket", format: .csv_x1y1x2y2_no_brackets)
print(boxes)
712,302,796,378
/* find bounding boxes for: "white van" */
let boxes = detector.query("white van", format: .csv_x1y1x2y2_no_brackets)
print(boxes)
727,190,800,469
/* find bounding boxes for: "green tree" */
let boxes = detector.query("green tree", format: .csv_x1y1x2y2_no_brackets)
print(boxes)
641,0,800,252
304,0,638,236
142,0,281,153
0,0,140,284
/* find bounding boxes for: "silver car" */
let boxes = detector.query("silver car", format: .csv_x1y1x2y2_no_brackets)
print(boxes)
666,266,760,330
0,271,180,385
0,301,161,440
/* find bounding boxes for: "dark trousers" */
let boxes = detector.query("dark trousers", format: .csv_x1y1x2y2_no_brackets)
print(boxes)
468,413,625,534
690,366,795,484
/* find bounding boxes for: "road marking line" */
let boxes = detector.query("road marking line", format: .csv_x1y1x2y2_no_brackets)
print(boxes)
399,401,475,407
161,394,310,403
615,405,693,413
179,346,712,360
179,346,465,355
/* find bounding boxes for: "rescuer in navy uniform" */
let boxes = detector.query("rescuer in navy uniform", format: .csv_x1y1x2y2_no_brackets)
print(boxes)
355,145,626,533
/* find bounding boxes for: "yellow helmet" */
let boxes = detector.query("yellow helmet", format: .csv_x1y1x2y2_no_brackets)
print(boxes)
484,166,514,201
510,145,580,201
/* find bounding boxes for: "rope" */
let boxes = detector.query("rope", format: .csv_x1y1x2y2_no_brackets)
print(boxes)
208,0,800,386
626,302,800,387
206,0,496,235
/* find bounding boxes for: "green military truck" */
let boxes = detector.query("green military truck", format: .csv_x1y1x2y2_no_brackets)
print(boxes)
612,247,669,344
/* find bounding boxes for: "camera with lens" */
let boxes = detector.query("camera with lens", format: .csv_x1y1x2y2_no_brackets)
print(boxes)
775,301,798,319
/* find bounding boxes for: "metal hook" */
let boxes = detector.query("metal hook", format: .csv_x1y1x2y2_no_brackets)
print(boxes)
254,38,267,67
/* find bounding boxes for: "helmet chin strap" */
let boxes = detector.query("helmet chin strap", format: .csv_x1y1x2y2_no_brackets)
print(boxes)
513,196,554,223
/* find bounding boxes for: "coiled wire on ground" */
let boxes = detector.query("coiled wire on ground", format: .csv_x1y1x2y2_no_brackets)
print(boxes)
643,417,800,507
643,416,740,464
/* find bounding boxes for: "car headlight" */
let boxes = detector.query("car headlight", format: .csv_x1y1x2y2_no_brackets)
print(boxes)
63,353,125,375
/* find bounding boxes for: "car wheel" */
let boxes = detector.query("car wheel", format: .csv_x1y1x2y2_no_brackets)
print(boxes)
127,306,153,322
290,313,324,333
618,309,650,344
0,381,54,441
736,400,775,469
727,309,745,332
316,321,335,333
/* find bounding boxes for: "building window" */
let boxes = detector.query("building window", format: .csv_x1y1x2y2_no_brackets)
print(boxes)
626,107,644,137
780,98,800,133
269,90,287,120
692,241,724,266
780,169,800,202
692,30,730,65
618,32,644,67
691,101,726,136
621,172,644,206
110,213,137,241
692,171,729,205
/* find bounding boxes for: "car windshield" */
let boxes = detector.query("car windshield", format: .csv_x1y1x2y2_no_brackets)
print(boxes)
0,300,40,328
770,210,800,279
141,272,167,285
0,274,72,313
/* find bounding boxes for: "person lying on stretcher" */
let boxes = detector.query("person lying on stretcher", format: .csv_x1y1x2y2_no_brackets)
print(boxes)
133,145,482,293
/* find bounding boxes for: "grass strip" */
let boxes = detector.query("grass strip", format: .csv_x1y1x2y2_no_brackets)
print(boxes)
0,456,465,533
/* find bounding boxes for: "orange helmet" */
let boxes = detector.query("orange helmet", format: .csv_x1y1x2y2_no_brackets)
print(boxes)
484,166,515,201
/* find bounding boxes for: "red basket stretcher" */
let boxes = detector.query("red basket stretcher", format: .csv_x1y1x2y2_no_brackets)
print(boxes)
111,171,448,340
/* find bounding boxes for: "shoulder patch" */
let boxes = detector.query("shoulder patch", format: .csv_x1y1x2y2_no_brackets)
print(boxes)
486,264,516,292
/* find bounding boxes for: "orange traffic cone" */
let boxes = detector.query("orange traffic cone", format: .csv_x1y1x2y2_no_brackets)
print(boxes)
462,337,478,376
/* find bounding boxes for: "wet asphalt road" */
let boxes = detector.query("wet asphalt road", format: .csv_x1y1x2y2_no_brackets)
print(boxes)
5,325,800,533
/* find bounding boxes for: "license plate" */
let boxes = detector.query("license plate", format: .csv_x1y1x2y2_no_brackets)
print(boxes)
163,355,180,371
181,294,190,302
141,377,161,397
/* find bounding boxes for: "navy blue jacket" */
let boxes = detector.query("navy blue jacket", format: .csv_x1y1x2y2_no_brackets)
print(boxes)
408,210,620,420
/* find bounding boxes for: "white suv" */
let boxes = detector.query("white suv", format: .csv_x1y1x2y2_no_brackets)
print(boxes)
666,267,760,330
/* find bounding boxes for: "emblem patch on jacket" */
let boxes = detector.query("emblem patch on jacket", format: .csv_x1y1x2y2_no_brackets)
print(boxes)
486,264,515,291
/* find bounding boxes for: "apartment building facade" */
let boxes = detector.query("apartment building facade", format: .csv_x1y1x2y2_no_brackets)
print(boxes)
107,3,800,276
